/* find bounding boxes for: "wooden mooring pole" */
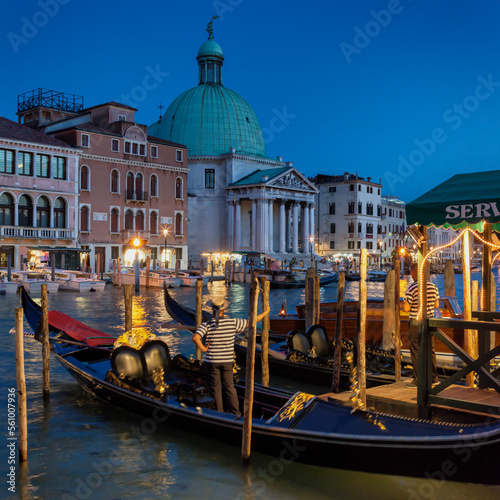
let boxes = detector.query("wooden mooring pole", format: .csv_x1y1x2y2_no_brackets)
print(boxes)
117,258,122,290
145,255,150,289
15,307,27,462
41,284,50,403
462,230,475,387
124,284,133,332
195,279,203,361
331,271,345,393
259,277,270,387
242,278,260,465
444,260,455,298
358,249,367,407
394,260,401,382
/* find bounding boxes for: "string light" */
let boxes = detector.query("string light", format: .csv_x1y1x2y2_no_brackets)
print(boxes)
415,226,500,319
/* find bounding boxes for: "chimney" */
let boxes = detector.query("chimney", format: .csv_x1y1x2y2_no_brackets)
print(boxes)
286,161,293,167
277,156,283,162
262,175,269,182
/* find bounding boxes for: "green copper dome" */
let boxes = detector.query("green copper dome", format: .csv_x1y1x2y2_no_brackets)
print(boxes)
149,30,266,158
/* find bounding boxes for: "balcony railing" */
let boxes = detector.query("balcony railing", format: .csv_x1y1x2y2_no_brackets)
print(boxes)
0,225,75,240
126,190,148,202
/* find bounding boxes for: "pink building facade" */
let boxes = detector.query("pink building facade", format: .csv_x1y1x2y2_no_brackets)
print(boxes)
42,102,189,271
0,117,79,269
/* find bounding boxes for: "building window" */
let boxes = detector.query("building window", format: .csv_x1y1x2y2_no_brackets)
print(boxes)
150,175,158,197
0,149,14,174
330,223,335,234
111,246,119,259
175,212,183,236
348,222,354,233
35,154,50,178
175,177,183,199
367,223,373,234
366,203,373,215
357,241,361,249
366,242,373,249
54,197,66,228
348,241,354,249
329,203,335,215
328,186,336,193
205,169,215,189
36,196,50,227
389,209,393,217
135,173,144,200
348,201,355,214
349,184,354,191
18,152,32,176
176,150,183,162
80,206,89,232
52,157,66,179
377,205,381,217
111,139,119,152
118,115,126,121
358,185,361,191
81,134,90,148
125,209,133,230
111,208,119,233
358,202,362,214
0,192,14,225
136,211,145,231
377,224,382,234
330,241,335,249
124,141,146,156
80,165,89,190
358,222,362,233
150,211,158,235
378,188,381,195
18,195,33,226
111,170,119,193
150,145,158,158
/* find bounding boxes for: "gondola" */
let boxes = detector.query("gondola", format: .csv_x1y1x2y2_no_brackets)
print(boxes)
19,287,500,485
269,273,337,289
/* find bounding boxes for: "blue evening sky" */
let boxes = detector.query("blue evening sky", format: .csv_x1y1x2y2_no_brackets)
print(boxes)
2,0,500,203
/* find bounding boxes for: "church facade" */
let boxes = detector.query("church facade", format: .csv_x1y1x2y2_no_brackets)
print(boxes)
149,21,318,265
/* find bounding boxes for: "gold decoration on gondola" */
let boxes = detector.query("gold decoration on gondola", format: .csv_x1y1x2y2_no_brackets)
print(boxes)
152,366,168,394
114,328,156,349
277,392,314,422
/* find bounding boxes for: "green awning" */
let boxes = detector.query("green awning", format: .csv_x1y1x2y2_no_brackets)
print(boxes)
406,170,500,231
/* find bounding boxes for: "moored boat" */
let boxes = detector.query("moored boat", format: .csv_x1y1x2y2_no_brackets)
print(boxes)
11,270,59,293
19,286,500,485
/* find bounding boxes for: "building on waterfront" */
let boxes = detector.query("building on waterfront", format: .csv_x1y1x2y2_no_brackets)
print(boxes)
0,115,80,270
380,195,406,263
16,89,189,271
313,173,384,266
149,22,318,267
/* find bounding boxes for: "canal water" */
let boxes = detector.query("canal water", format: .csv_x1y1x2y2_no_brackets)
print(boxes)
1,274,499,499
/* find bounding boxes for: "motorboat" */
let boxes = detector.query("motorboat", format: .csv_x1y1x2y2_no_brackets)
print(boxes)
11,270,59,293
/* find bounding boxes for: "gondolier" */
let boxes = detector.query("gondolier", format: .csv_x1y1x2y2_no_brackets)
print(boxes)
192,297,248,416
403,263,439,387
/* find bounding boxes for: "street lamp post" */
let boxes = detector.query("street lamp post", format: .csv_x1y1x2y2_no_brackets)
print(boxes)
163,228,169,269
133,237,140,292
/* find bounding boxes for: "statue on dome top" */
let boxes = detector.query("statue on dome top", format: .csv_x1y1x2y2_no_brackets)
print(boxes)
206,15,219,39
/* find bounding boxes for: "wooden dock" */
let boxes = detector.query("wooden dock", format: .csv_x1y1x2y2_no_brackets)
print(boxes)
321,382,500,424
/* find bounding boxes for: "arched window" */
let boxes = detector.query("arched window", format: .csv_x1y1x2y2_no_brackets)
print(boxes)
136,210,144,231
150,211,158,234
81,165,89,190
111,208,119,233
111,170,119,193
80,206,89,232
175,177,183,199
126,172,134,200
36,196,50,227
18,195,33,227
125,209,134,230
0,193,14,225
175,213,182,236
150,175,158,197
54,197,66,228
135,173,143,200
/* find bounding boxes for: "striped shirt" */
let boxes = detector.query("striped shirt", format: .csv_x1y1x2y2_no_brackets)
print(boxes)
195,318,248,363
405,281,439,319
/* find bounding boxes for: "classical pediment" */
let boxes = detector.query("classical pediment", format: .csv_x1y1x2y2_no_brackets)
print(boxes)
269,170,317,192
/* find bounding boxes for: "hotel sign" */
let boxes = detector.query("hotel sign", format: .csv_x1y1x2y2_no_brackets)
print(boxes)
93,212,108,221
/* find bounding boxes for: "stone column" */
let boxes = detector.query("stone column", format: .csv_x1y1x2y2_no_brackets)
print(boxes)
235,199,241,251
251,199,257,251
279,200,286,253
262,199,269,253
292,202,299,254
268,199,274,253
227,200,234,251
309,203,315,238
302,203,309,254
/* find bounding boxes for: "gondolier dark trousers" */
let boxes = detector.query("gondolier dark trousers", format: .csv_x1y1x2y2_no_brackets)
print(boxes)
204,362,240,416
408,320,438,383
